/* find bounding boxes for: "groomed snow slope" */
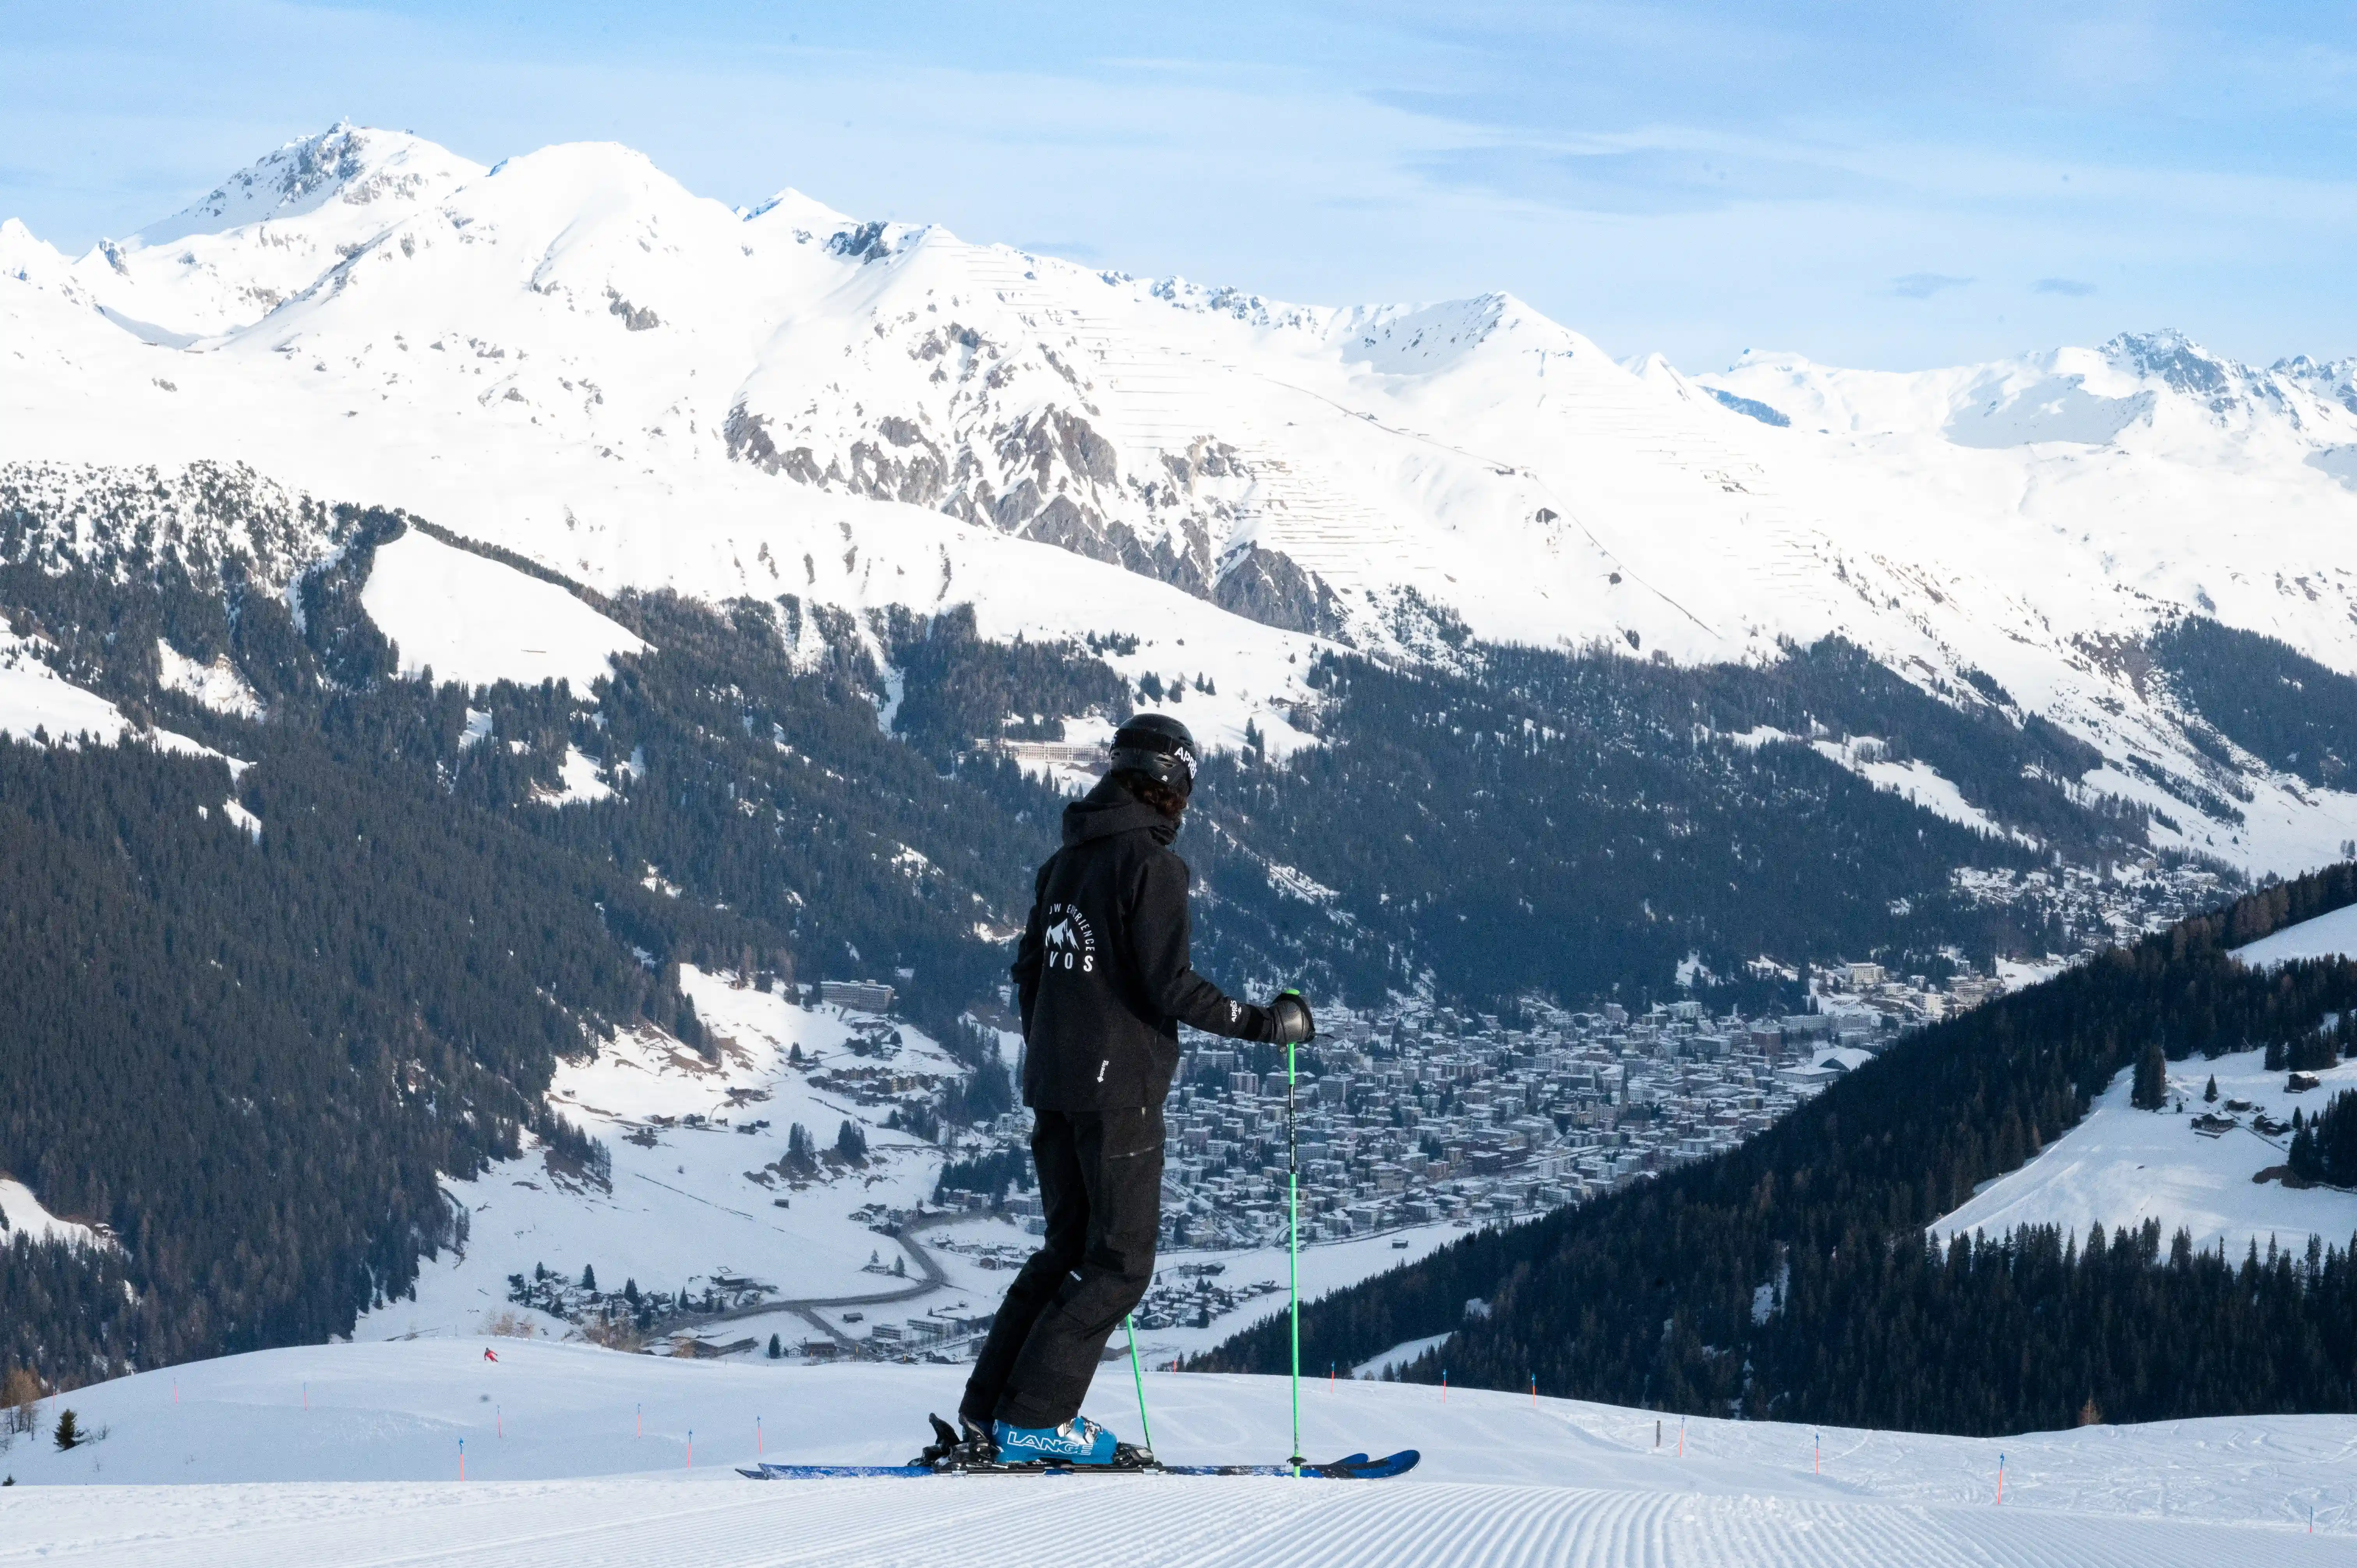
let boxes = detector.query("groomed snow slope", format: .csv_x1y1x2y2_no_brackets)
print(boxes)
0,1340,2343,1566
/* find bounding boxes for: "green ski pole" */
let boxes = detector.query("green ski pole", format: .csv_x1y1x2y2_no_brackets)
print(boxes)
1287,1033,1303,1472
1124,1314,1154,1457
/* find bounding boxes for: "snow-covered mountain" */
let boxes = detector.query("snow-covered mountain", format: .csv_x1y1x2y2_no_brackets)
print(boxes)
5,122,2357,874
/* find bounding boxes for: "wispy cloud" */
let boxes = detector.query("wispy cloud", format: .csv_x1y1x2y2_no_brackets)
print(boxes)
2035,276,2097,296
1892,272,1974,300
1414,140,1884,216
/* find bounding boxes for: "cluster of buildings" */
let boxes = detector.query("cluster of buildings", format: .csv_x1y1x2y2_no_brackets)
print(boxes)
1137,1001,1820,1250
1949,858,2233,951
966,978,2005,1254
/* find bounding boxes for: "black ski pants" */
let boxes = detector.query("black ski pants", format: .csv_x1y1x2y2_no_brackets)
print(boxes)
961,1104,1164,1431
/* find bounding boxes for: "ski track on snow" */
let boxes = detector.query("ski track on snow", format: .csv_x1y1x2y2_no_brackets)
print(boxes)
0,1475,2334,1567
0,1344,2345,1566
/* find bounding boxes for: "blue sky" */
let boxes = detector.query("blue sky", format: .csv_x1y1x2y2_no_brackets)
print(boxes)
6,2,2354,370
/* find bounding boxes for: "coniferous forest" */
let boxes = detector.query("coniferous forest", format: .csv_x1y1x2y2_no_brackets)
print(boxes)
1194,864,2357,1435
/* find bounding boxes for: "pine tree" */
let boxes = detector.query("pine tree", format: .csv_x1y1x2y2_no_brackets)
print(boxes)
2204,1075,2218,1103
2131,1042,2168,1110
51,1409,78,1451
580,1264,597,1292
767,1333,783,1359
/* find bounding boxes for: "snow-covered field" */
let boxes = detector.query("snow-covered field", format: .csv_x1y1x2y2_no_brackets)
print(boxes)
2235,904,2357,970
1933,900,2357,1255
357,974,1001,1348
0,1338,2344,1565
1934,1047,2357,1256
359,528,648,695
0,632,226,765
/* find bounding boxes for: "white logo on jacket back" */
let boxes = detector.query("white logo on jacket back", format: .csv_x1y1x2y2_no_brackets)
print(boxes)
1040,902,1096,974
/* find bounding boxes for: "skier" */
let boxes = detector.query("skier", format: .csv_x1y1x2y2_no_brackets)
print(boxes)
948,713,1314,1466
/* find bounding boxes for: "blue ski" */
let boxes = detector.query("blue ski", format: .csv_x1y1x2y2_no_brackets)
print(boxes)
738,1449,1418,1480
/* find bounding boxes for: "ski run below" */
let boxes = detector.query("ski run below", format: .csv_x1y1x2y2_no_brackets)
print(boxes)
0,1338,2344,1566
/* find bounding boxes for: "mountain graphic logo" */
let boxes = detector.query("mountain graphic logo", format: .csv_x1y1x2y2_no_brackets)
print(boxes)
1045,917,1078,950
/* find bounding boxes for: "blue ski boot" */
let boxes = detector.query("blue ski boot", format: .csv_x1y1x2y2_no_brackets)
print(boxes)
991,1414,1120,1466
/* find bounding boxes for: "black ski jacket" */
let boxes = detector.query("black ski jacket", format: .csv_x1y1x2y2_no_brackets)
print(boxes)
1012,779,1272,1111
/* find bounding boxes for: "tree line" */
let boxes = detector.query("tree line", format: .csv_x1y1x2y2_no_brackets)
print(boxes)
1195,862,2357,1436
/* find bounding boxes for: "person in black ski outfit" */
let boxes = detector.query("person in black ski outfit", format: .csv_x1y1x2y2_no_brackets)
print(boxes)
952,713,1313,1465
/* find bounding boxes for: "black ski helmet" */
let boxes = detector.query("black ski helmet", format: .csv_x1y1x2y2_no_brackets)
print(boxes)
1108,713,1198,796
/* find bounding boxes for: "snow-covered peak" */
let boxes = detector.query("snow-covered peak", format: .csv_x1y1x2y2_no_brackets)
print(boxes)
0,215,60,271
25,124,485,341
1700,332,2357,455
2274,352,2357,417
741,186,855,235
0,215,76,297
129,122,482,251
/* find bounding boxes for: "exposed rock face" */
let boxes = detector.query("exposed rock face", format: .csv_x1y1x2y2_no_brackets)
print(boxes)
726,369,1339,636
1214,546,1348,638
724,408,827,486
709,224,1358,639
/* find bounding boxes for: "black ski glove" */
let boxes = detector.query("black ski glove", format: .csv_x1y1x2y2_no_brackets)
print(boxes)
1267,989,1317,1045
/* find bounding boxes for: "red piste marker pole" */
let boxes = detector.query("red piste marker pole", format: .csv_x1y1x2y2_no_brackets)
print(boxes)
1997,1452,2005,1504
1678,1418,1685,1459
497,1404,502,1439
1529,1375,1536,1408
458,1438,465,1482
1441,1370,1448,1405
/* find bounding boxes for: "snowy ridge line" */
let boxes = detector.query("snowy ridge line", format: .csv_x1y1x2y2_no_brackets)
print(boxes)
8,125,2357,880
